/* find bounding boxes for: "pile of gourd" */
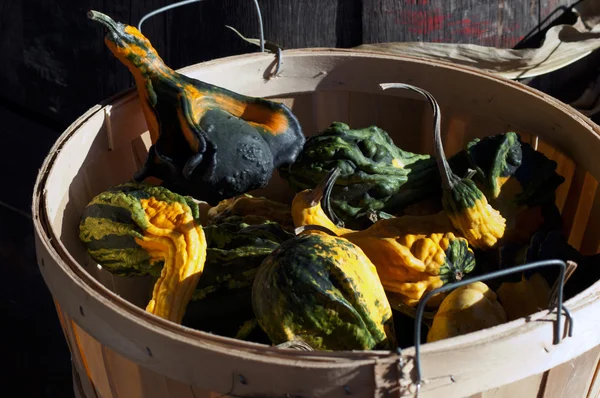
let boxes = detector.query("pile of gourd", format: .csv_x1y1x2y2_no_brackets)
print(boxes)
78,11,600,351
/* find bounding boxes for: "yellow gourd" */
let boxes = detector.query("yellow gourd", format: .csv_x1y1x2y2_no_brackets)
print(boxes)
291,168,476,306
496,273,550,321
427,282,508,343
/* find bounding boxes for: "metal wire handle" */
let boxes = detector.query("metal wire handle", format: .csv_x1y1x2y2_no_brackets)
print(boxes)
137,0,266,53
411,259,574,396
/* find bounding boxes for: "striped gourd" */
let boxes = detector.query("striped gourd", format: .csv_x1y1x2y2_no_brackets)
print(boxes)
79,182,206,324
252,230,396,351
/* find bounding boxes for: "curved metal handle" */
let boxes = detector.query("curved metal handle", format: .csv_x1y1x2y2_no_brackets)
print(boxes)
137,0,266,53
412,259,574,396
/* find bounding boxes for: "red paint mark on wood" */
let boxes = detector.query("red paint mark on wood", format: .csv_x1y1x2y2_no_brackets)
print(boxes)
395,9,450,35
448,19,493,37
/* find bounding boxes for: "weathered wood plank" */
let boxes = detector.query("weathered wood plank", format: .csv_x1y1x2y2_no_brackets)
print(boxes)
362,0,539,47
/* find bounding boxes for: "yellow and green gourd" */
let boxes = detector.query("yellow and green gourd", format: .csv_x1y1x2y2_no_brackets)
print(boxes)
380,83,506,250
79,182,207,324
252,229,396,351
291,167,476,307
182,219,294,340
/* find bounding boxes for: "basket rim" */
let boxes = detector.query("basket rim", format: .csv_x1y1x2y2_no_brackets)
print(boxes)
31,48,600,391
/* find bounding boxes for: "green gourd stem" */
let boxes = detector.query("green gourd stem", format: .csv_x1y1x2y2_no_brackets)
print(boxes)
379,83,454,191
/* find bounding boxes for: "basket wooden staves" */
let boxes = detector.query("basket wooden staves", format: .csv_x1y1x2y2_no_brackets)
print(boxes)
32,48,600,398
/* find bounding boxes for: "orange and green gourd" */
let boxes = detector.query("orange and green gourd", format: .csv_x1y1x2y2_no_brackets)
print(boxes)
87,11,305,205
78,182,207,324
252,229,396,351
291,168,476,307
426,282,508,342
379,83,506,250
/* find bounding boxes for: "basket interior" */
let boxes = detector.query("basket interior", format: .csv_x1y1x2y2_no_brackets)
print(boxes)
43,52,600,332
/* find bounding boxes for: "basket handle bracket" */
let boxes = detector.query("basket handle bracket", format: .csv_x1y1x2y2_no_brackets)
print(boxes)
406,259,575,397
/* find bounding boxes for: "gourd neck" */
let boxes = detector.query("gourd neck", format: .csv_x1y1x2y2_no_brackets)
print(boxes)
379,83,454,191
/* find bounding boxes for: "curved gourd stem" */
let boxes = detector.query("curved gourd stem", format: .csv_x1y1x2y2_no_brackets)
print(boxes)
379,83,454,191
88,10,122,33
321,167,346,228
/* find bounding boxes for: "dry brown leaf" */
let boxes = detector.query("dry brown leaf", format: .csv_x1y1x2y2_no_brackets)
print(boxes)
354,4,600,81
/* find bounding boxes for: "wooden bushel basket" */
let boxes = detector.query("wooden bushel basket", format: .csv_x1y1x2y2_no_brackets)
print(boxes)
32,49,600,398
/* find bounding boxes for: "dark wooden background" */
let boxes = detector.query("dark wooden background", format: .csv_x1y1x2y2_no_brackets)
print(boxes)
1,0,598,396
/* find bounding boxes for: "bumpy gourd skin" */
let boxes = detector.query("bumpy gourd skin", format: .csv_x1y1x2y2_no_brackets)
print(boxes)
342,215,475,306
442,176,507,249
279,121,439,228
291,168,476,307
207,194,295,232
182,220,294,339
427,282,507,343
252,231,396,351
466,132,523,200
79,182,206,324
88,11,305,205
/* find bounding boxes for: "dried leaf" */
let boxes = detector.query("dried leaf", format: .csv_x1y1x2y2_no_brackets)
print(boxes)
354,4,600,81
225,25,283,54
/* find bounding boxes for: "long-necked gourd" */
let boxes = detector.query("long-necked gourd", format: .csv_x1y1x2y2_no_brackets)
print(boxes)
88,11,305,205
379,83,506,250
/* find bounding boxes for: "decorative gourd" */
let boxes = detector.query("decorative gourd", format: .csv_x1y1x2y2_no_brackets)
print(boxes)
521,229,600,301
79,182,206,324
291,168,476,307
464,132,565,245
88,11,305,205
176,219,293,339
496,273,550,321
207,194,295,232
465,132,523,200
380,83,506,250
279,121,444,229
426,282,508,343
252,230,396,351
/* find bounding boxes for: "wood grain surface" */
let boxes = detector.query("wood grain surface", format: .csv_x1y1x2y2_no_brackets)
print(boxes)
0,0,590,129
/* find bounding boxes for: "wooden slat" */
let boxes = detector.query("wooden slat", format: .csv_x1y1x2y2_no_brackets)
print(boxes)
442,108,471,157
587,358,600,398
420,98,436,156
348,91,381,131
101,345,167,398
84,143,139,198
567,173,598,251
362,0,539,48
470,372,546,398
560,166,596,248
542,346,600,398
579,187,600,256
55,305,99,398
376,95,425,153
287,93,317,137
312,90,350,132
72,323,115,398
536,139,577,214
131,131,153,171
